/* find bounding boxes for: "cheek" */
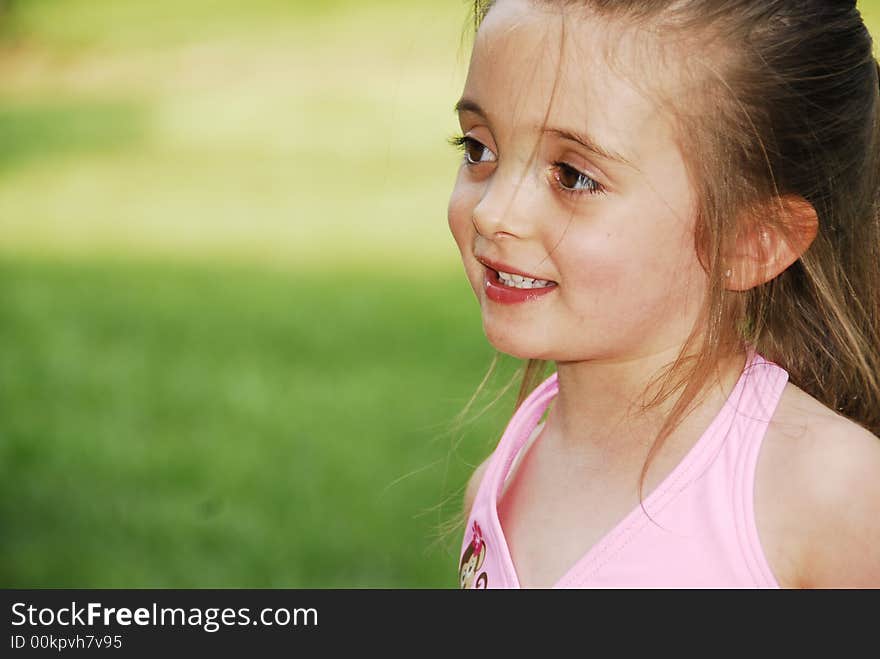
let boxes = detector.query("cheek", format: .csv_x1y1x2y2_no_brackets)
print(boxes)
447,182,485,298
447,177,475,250
558,216,703,309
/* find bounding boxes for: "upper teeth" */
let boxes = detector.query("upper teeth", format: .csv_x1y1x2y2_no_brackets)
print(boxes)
497,270,553,289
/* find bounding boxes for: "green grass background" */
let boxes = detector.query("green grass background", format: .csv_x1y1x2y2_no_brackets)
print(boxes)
1,0,878,587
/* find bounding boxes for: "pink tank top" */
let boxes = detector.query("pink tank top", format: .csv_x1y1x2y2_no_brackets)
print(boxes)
458,349,789,588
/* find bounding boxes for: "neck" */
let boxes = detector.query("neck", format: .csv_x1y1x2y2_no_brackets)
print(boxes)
543,346,747,467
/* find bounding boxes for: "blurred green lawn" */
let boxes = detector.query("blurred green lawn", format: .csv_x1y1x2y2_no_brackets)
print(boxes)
1,0,879,587
0,258,523,587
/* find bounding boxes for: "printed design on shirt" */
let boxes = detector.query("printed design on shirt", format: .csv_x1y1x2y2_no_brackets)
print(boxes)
459,520,488,589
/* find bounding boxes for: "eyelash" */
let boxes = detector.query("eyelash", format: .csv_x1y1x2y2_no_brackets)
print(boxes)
447,133,606,198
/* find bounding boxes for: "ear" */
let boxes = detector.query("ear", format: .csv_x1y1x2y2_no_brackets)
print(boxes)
723,195,818,291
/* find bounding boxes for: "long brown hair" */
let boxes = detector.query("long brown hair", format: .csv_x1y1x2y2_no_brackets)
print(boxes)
443,0,880,542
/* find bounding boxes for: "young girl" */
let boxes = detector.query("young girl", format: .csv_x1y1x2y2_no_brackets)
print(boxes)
448,0,880,588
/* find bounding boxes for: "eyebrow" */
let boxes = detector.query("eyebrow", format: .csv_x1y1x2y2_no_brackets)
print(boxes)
454,97,637,170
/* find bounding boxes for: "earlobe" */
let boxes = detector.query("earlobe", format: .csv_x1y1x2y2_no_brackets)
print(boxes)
723,195,819,291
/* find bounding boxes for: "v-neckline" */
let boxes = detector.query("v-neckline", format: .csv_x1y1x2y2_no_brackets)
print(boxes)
489,350,758,588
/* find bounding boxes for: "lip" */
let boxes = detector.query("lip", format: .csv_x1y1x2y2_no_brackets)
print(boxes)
476,256,558,305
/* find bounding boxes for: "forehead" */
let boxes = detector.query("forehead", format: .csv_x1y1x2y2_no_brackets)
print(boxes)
463,0,670,164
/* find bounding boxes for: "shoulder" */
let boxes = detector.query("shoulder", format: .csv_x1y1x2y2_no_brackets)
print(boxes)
758,382,880,588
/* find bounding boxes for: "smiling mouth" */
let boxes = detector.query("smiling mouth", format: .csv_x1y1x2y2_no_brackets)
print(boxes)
478,261,558,304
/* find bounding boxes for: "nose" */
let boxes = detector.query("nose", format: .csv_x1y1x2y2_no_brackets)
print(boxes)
471,168,535,239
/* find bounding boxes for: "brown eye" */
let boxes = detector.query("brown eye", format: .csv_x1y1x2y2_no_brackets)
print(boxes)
458,136,496,164
553,162,603,195
557,164,581,189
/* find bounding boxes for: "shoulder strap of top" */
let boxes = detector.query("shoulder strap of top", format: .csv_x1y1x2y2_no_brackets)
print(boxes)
731,350,789,587
485,372,559,501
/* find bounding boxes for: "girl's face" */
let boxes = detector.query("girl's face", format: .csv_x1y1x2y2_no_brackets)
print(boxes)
448,0,708,362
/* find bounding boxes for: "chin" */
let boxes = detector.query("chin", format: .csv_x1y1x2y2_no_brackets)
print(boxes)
482,322,552,361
